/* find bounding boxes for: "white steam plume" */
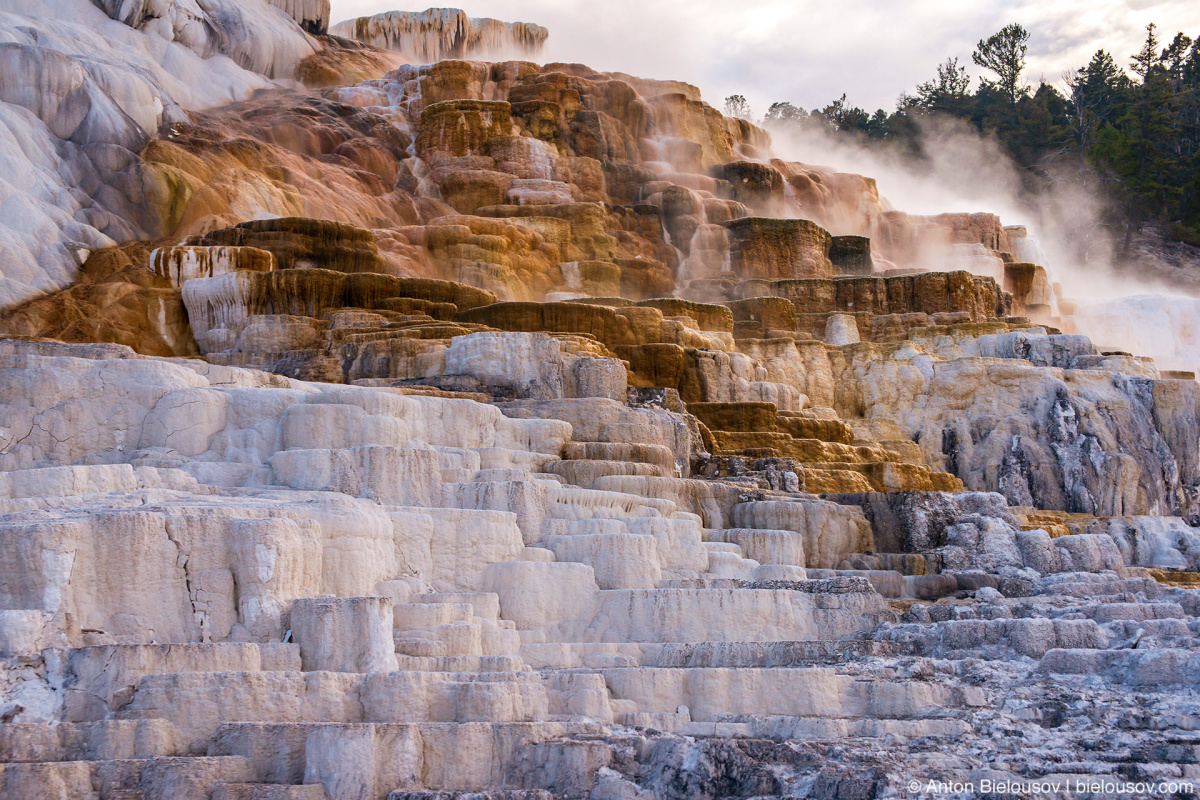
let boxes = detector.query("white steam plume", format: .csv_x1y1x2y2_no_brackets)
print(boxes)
768,114,1200,372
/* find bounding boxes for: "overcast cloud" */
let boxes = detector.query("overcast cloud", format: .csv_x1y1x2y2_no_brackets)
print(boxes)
328,0,1200,115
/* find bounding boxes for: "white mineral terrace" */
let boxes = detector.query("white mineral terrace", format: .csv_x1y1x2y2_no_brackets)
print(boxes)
1,332,1199,798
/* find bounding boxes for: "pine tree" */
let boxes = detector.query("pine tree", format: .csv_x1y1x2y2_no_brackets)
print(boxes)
1066,50,1130,153
1119,25,1183,250
1162,32,1193,88
1130,24,1160,79
973,24,1031,103
1175,40,1200,238
1185,39,1200,87
913,58,973,115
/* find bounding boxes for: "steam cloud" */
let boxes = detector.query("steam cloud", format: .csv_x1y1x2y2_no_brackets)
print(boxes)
768,115,1200,372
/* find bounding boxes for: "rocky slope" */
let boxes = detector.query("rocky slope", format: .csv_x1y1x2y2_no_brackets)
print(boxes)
0,0,544,311
1,7,1200,800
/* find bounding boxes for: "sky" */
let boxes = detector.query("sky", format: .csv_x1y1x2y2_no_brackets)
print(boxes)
327,0,1200,116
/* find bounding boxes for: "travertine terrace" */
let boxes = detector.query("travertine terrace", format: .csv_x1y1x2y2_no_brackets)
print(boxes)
1,3,1200,799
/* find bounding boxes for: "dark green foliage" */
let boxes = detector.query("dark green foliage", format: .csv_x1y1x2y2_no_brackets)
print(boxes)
908,57,973,115
972,23,1031,103
756,22,1200,251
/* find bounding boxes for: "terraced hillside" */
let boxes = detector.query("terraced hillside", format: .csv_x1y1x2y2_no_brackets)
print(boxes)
1,3,1200,799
